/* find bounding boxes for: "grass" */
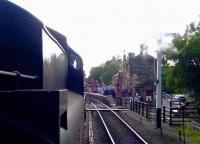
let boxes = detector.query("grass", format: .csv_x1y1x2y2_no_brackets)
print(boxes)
176,123,200,143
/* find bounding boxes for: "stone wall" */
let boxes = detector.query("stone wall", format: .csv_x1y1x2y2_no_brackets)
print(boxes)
115,52,156,98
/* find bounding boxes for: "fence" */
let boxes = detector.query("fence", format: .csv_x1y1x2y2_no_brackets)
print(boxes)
120,97,155,119
120,97,199,126
162,105,198,126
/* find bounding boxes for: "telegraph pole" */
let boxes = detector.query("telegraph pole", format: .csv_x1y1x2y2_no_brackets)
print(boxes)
156,37,162,128
155,32,179,128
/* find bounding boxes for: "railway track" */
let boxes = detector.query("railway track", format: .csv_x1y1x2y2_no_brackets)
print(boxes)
87,98,148,144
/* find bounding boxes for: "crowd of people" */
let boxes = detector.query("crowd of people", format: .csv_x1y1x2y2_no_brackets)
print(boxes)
84,78,101,93
84,78,143,105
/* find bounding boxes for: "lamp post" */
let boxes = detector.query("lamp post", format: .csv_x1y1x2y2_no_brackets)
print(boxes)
179,98,186,144
156,37,162,128
155,32,180,128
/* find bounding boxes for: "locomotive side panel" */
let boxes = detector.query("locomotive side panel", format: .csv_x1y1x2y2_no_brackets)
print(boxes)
0,1,43,90
42,28,68,90
0,1,84,144
48,28,84,143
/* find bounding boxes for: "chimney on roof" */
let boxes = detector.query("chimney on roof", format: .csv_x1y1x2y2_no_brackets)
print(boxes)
123,50,126,62
140,43,148,55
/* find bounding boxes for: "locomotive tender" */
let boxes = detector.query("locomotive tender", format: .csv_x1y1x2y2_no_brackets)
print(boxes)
0,1,84,143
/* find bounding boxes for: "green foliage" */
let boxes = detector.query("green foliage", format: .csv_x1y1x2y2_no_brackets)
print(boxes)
89,56,122,85
176,124,200,143
89,66,104,81
163,22,200,100
161,66,174,93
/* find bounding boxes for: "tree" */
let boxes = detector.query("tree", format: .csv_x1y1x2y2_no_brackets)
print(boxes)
89,66,104,81
161,66,174,94
163,22,200,101
89,56,122,85
102,57,121,85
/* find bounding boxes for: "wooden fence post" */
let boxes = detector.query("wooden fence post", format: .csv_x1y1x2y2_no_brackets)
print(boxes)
163,106,166,123
138,101,141,114
146,103,149,119
135,101,138,113
132,100,135,111
170,100,172,107
142,102,144,116
169,107,172,126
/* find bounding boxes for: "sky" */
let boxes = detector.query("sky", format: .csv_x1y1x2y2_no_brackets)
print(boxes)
10,0,200,77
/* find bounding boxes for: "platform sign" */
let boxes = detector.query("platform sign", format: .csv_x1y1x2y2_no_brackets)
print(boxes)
146,90,153,101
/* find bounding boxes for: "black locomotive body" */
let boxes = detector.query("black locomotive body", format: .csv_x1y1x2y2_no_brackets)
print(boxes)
0,1,84,144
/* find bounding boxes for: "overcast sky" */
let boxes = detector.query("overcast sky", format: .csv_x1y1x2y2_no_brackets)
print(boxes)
10,0,200,76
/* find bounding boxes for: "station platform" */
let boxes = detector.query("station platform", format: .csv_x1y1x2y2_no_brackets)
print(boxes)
84,92,198,144
118,109,197,144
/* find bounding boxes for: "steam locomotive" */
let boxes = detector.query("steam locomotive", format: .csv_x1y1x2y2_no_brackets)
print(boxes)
0,1,84,143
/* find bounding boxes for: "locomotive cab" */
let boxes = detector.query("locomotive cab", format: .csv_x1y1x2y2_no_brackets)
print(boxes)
0,1,84,144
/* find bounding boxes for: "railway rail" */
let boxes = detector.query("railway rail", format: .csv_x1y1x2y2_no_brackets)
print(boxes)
86,97,148,144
